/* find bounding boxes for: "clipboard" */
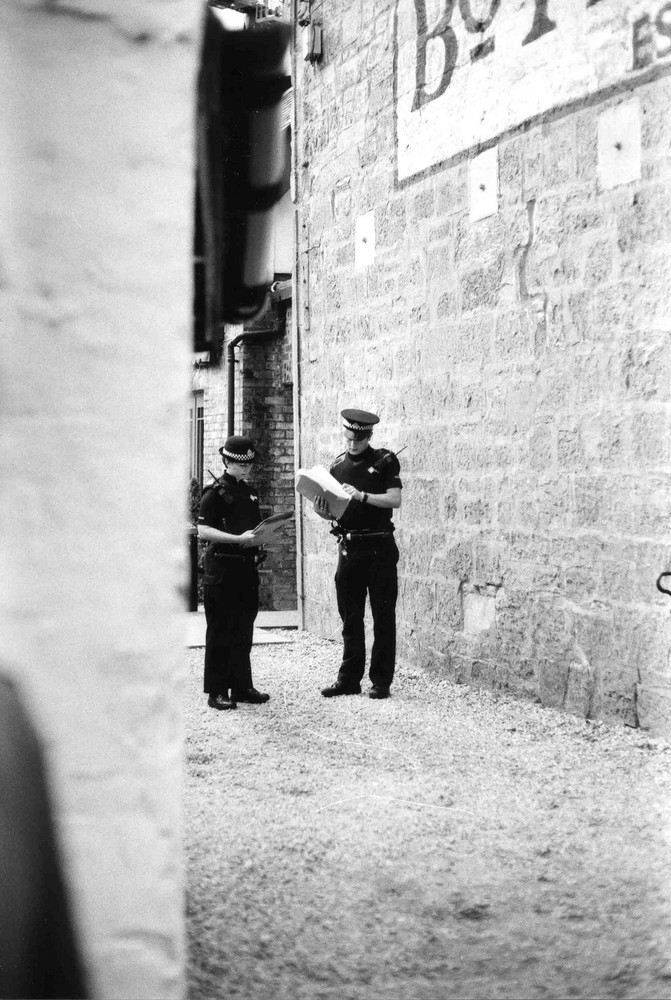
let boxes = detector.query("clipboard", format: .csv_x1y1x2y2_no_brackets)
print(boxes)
253,510,294,531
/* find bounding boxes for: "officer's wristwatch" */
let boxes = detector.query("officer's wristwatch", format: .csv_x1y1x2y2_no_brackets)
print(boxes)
362,493,369,504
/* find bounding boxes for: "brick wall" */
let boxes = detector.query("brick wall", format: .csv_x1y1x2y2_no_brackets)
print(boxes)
294,0,671,736
193,359,228,487
192,303,297,610
239,305,297,610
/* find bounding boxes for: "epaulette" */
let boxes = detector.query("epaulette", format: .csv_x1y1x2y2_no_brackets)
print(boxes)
330,451,347,469
202,482,233,504
371,447,400,474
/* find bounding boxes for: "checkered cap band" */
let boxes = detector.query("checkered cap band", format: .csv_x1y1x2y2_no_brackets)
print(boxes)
220,446,255,462
343,418,374,431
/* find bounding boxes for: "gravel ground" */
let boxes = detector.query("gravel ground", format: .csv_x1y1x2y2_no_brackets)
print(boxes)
184,631,671,1000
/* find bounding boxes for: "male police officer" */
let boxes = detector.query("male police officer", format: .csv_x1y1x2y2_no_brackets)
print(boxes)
197,436,276,710
314,409,402,699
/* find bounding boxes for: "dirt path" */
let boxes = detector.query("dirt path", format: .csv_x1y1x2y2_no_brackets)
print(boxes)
184,632,671,1000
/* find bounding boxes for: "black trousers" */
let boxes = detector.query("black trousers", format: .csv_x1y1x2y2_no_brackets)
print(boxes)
203,562,259,694
335,538,399,688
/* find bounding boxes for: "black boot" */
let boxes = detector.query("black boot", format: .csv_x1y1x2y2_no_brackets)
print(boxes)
321,680,361,697
231,687,270,704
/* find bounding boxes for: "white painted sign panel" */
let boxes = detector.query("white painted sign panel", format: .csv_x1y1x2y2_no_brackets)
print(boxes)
355,211,376,269
597,98,642,189
469,145,498,221
395,0,671,181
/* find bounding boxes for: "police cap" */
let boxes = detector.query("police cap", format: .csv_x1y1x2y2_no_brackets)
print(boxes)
219,435,256,463
341,408,380,434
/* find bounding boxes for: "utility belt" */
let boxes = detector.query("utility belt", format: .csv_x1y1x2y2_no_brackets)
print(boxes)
330,525,395,550
344,530,394,541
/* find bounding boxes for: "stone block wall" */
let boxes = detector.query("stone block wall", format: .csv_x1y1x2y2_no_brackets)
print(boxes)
294,0,671,735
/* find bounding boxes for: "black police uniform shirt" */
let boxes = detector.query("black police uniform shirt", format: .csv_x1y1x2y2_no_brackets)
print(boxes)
198,473,261,582
329,446,402,531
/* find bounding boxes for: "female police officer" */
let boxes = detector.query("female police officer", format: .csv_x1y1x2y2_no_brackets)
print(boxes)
197,435,276,710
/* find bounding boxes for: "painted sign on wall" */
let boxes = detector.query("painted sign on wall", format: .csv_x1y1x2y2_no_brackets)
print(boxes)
395,0,671,180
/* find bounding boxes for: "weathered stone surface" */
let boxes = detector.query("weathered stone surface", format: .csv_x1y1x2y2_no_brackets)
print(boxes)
295,0,671,737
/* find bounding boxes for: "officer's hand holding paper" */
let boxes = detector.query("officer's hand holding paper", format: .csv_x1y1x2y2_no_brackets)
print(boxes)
313,495,331,519
251,509,293,546
295,465,351,519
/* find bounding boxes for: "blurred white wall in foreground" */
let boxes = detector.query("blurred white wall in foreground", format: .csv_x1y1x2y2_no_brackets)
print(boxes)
0,1,200,996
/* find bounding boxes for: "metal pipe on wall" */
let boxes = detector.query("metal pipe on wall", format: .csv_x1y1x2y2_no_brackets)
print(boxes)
291,0,307,630
226,330,283,437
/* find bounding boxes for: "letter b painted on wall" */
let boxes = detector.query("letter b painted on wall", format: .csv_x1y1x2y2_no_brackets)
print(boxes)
412,0,458,111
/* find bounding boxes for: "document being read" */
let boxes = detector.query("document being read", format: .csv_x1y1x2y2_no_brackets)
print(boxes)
250,509,293,544
295,465,351,519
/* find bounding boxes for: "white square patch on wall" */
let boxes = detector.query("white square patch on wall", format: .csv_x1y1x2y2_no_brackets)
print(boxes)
355,211,375,270
469,146,498,223
598,99,641,191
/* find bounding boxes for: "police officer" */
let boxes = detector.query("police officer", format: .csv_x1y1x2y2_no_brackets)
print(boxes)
197,436,275,710
314,409,402,699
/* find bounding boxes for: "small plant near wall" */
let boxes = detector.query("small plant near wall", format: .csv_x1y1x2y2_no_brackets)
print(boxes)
187,477,205,608
188,477,201,526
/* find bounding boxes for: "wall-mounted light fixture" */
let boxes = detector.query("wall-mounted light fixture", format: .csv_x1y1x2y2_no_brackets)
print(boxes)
296,0,321,63
304,22,322,62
